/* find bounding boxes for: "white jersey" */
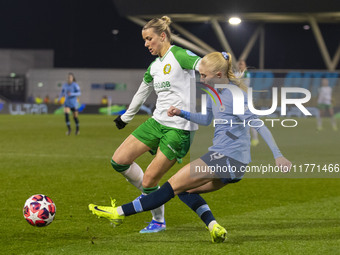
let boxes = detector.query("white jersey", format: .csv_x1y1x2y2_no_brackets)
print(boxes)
121,45,200,130
141,45,201,131
318,86,332,105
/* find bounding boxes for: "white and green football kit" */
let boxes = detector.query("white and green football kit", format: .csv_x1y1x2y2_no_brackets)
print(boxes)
122,45,201,160
143,45,200,131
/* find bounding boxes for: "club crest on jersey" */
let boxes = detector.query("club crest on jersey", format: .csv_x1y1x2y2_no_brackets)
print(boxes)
163,64,171,74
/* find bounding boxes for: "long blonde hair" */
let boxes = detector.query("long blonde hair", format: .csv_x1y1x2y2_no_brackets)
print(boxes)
143,16,172,42
201,52,247,92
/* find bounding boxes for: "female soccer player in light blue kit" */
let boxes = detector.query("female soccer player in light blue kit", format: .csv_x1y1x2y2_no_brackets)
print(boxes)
58,73,81,135
89,52,291,243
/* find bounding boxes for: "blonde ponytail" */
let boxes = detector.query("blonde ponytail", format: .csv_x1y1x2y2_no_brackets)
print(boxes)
143,16,172,42
160,16,172,26
225,53,248,92
201,52,248,92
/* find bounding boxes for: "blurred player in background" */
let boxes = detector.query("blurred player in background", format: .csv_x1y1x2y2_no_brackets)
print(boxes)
235,59,259,146
235,60,250,87
316,78,338,131
58,73,81,135
93,16,201,233
89,51,291,243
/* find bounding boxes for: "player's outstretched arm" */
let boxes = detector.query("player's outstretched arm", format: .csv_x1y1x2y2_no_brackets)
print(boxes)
167,106,213,126
114,81,153,129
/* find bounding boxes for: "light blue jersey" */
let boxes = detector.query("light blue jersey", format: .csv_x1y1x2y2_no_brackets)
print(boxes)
58,82,81,109
180,84,282,164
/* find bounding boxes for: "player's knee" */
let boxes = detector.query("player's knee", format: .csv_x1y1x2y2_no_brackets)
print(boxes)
142,171,159,188
110,159,130,173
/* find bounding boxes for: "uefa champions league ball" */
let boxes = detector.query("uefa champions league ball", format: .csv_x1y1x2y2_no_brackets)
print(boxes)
23,194,56,227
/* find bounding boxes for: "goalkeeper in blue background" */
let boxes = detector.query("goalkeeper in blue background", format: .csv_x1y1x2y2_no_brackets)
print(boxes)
89,52,291,243
58,73,81,135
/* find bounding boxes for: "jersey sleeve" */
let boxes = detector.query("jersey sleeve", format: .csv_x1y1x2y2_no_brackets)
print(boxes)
179,109,213,126
171,46,201,70
121,81,154,123
143,61,155,85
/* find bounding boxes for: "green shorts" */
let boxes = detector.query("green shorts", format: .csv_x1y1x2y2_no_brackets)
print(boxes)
318,103,332,110
132,118,194,162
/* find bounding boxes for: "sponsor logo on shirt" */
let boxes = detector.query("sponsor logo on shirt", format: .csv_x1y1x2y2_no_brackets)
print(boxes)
154,81,171,89
163,64,171,74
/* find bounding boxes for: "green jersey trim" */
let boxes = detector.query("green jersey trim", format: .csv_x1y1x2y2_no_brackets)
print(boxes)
143,59,157,84
170,45,201,70
193,57,201,69
159,46,172,62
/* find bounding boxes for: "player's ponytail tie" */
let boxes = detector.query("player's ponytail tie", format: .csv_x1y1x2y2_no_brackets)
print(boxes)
221,52,229,60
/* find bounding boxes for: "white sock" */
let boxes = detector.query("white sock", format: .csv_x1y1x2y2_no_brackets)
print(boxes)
151,204,165,223
208,220,217,231
117,206,124,216
120,162,144,192
121,163,165,223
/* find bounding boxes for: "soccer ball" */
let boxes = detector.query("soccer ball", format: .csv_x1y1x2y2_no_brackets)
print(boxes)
23,194,56,227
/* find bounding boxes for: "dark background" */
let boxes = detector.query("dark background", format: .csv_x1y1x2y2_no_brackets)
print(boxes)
0,0,339,70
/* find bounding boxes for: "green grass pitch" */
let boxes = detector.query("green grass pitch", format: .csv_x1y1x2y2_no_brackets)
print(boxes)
0,114,339,255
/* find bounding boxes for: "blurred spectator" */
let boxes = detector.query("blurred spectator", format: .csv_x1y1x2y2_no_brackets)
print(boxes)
43,95,50,104
101,95,108,105
27,94,34,104
54,95,59,104
35,95,43,104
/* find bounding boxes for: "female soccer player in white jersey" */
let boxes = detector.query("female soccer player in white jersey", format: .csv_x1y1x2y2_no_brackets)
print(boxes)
316,78,338,131
100,16,201,233
89,52,292,243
